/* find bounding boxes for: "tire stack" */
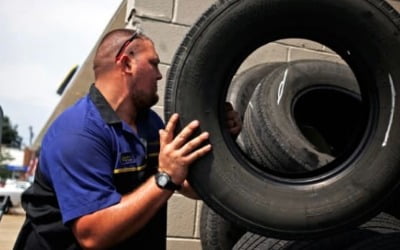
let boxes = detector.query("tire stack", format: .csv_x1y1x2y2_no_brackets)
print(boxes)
233,213,400,250
201,59,400,249
164,0,400,249
232,60,359,175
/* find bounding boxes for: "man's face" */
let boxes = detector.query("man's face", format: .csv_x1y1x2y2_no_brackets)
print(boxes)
130,39,162,110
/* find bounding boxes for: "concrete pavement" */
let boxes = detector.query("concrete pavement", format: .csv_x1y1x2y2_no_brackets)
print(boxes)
0,207,25,250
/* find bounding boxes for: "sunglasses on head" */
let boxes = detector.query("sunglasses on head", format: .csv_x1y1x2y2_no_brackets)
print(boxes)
115,31,138,62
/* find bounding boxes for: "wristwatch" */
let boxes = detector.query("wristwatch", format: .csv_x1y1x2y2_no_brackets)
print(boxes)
155,172,182,191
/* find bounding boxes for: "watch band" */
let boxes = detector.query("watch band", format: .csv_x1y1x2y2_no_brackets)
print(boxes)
155,172,182,191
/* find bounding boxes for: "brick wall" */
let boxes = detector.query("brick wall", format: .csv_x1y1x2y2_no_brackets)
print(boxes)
124,0,400,249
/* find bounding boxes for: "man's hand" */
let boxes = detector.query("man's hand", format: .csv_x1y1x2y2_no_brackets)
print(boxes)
158,113,212,185
225,102,242,138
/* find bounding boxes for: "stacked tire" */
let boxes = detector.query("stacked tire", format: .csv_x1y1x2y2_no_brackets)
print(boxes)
237,60,360,175
200,59,400,250
233,213,400,250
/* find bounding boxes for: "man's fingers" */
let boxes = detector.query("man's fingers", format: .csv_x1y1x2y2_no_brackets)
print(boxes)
173,120,200,148
226,119,235,128
225,102,234,111
162,113,179,144
159,129,167,147
180,132,210,155
158,117,211,184
184,144,212,164
165,113,179,133
230,126,241,136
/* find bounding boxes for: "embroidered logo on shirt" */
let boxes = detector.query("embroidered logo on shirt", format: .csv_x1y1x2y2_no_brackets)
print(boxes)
114,152,146,174
120,152,135,165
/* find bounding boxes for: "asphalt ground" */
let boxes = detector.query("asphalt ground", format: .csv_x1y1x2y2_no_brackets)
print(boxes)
0,207,25,250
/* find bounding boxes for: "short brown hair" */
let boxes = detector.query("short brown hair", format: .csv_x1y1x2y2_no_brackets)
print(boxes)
93,29,146,78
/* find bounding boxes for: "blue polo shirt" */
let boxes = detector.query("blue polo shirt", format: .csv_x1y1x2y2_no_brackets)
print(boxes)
40,84,164,224
15,84,166,250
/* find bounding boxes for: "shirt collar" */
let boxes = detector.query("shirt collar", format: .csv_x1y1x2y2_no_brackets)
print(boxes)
89,84,121,125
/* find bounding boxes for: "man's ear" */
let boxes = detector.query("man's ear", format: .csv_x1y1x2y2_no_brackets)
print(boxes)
120,55,134,74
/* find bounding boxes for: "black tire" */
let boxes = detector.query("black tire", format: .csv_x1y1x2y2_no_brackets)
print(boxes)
200,204,246,250
226,62,283,150
383,189,400,219
233,230,379,250
233,213,400,250
227,62,284,118
233,233,287,250
240,59,361,174
359,212,400,234
165,0,400,239
348,232,400,250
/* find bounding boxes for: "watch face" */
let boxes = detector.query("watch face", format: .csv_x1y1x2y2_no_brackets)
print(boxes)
158,175,169,186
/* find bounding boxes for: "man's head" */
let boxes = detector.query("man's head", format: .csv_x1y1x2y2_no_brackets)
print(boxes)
93,29,162,111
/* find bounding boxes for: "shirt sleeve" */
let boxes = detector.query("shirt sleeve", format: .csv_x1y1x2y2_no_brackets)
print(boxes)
42,129,121,224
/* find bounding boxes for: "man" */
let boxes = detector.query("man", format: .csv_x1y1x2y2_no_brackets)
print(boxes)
14,29,241,249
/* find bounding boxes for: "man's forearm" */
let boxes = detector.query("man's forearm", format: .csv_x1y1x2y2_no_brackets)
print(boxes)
72,176,173,249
